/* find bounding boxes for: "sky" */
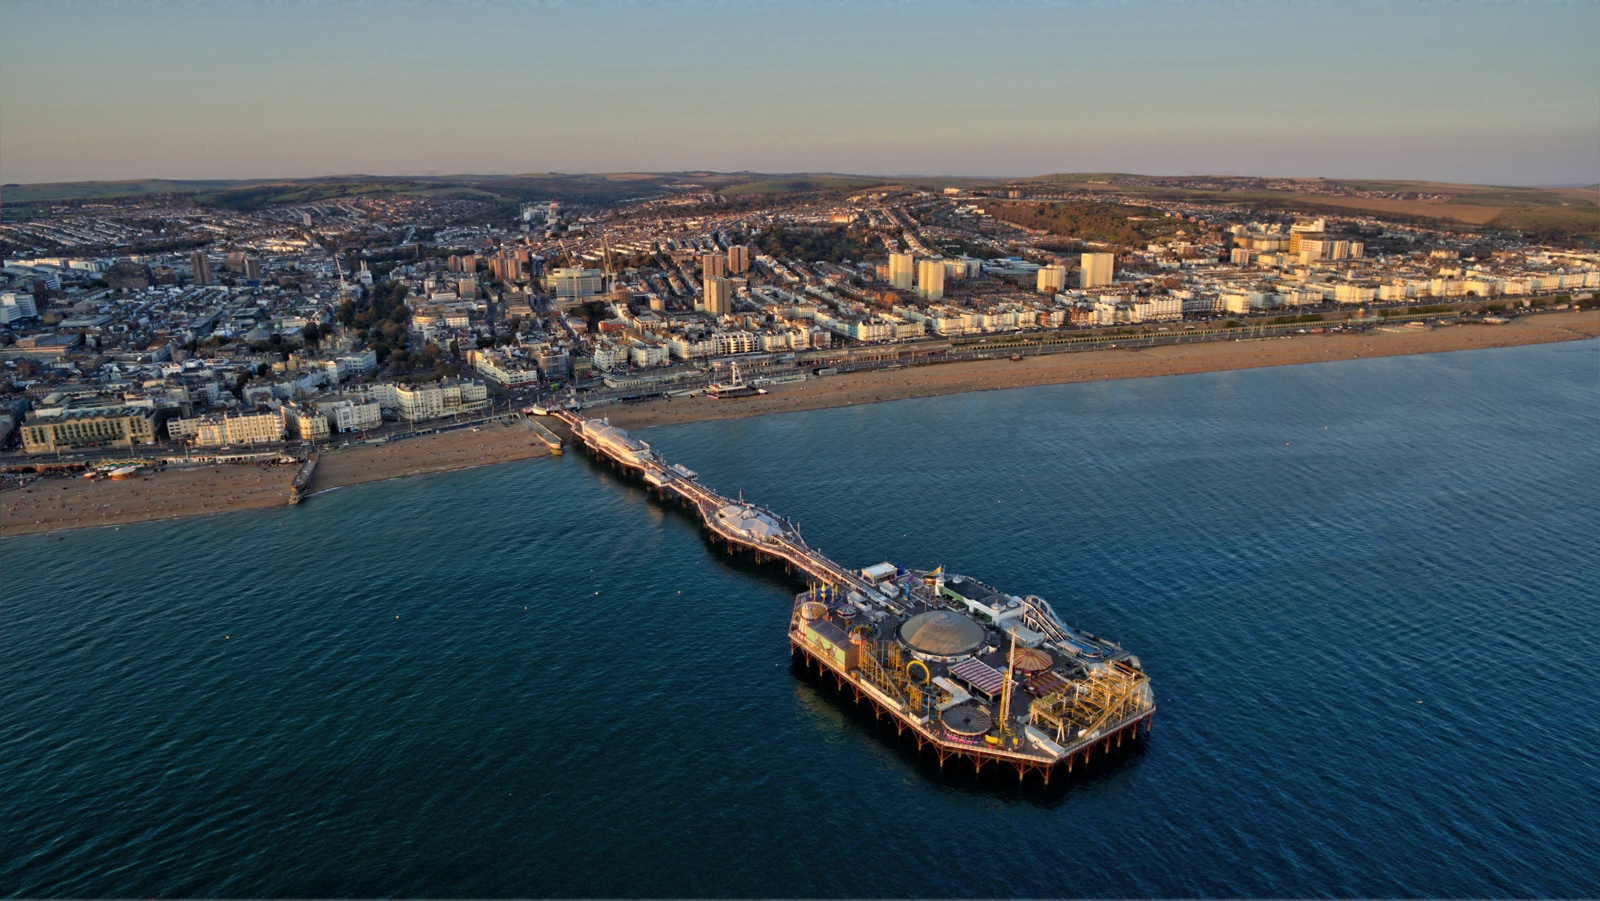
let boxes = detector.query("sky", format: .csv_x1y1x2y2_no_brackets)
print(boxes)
3,0,1597,186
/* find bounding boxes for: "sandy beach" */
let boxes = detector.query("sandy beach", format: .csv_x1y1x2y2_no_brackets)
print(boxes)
1,421,549,537
3,310,1593,537
1,464,299,537
307,419,550,491
603,311,1599,430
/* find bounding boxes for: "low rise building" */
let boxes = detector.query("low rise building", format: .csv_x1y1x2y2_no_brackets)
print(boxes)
195,410,284,446
280,402,331,442
365,378,489,421
468,348,541,388
21,406,157,453
315,396,383,433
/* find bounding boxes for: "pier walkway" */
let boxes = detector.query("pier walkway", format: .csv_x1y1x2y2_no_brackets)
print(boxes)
552,409,873,595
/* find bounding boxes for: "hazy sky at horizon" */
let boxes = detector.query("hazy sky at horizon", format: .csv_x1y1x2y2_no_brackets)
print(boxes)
3,0,1597,186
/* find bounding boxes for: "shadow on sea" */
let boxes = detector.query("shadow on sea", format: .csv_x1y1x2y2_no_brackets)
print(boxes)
570,438,1151,801
788,653,1150,806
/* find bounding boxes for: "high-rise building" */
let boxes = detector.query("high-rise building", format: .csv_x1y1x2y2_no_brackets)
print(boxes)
888,253,915,290
1296,236,1330,263
548,267,605,301
1037,265,1067,294
189,250,213,286
701,252,727,280
727,245,751,274
917,259,945,301
301,211,313,227
242,257,262,281
1080,253,1114,289
0,292,39,324
703,277,732,316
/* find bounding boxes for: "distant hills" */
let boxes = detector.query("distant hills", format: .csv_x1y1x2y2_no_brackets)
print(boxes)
5,171,1595,244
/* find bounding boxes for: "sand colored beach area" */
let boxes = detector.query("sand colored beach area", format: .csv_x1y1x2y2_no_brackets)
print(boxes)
603,311,1599,430
3,310,1593,537
1,420,549,537
2,464,298,537
308,419,551,491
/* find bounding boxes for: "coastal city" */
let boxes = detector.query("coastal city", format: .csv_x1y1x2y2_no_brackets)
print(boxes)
6,0,1600,895
3,177,1596,499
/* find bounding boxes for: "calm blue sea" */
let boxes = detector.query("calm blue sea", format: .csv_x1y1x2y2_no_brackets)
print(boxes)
3,340,1598,898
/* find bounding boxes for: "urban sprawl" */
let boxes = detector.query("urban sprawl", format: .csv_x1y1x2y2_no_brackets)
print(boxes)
2,180,1596,463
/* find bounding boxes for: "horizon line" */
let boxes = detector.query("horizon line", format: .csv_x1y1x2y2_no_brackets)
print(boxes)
8,170,1598,192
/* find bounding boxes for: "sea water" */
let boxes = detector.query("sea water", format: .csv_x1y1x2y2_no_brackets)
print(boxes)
3,340,1597,897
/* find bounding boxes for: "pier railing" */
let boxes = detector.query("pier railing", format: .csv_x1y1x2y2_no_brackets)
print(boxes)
554,410,874,592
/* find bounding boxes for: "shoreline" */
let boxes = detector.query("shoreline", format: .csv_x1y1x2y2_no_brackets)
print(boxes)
4,310,1594,538
600,310,1598,431
1,420,550,538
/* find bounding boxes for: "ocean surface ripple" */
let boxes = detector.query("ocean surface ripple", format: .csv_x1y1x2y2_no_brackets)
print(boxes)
3,340,1597,897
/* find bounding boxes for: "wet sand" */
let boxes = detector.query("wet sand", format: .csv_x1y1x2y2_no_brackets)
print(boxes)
4,310,1593,537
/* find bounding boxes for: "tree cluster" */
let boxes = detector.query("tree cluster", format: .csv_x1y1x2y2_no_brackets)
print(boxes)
337,281,411,362
758,226,877,263
988,201,1176,248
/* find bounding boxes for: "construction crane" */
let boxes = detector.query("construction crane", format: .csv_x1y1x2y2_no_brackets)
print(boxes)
331,248,350,297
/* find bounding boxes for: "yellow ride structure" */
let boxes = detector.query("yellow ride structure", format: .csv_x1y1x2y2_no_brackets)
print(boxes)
1028,660,1152,746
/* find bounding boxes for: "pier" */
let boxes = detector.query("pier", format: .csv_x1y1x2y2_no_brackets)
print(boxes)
289,451,318,504
522,417,565,454
553,410,1154,784
552,409,866,588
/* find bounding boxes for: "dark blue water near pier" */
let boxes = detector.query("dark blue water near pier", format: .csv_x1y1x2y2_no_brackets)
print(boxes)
4,340,1598,898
